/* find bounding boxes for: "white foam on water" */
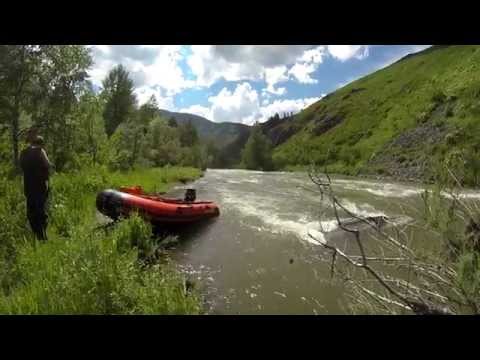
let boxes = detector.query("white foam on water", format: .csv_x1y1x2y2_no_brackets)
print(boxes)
306,229,326,245
442,191,480,200
319,220,338,232
226,180,242,185
341,199,387,218
227,178,260,185
221,188,394,248
335,178,480,200
362,187,422,198
222,192,327,240
218,176,412,251
213,169,265,176
335,180,423,198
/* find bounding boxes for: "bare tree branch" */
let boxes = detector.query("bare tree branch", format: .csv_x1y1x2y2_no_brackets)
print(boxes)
307,166,463,315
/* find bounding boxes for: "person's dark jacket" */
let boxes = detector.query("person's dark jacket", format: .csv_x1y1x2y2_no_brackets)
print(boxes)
19,146,51,196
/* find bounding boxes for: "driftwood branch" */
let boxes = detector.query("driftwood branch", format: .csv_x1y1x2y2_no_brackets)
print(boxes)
308,167,457,315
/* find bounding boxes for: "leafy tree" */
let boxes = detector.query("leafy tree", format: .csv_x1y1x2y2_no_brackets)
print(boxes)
109,121,141,171
178,120,199,147
102,65,136,137
144,117,182,167
241,123,273,171
74,89,108,166
0,45,45,171
168,117,178,128
35,45,92,170
0,45,91,172
138,95,159,127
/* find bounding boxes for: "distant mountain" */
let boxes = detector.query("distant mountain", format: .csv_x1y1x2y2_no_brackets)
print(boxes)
158,109,251,167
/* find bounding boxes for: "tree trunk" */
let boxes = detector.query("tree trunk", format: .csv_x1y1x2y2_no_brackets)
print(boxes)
11,46,27,175
130,131,139,168
11,108,20,174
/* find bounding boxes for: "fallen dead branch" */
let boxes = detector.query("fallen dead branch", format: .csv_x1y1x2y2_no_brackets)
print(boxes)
306,165,476,315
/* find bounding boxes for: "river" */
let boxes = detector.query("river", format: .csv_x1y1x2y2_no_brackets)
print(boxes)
165,169,479,314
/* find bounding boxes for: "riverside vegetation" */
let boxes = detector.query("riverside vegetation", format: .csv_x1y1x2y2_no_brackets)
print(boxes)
0,166,203,314
0,45,206,314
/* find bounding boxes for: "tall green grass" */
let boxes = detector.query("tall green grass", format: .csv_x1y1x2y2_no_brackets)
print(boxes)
0,166,202,314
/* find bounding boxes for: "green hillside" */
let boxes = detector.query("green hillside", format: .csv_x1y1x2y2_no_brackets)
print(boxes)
272,45,480,185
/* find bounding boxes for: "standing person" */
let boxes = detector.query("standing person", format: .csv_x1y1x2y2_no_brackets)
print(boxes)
19,130,52,241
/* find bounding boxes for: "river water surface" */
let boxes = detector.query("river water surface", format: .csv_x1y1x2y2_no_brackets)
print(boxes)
165,169,478,314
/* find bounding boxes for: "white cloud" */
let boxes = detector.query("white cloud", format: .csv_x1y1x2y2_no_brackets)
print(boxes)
134,86,175,111
288,46,326,84
87,45,194,104
327,45,369,61
140,47,195,96
208,83,260,125
93,45,110,55
264,65,289,94
187,46,260,87
178,82,322,125
300,47,326,64
89,45,377,109
259,97,323,120
177,104,212,120
213,45,314,67
87,45,383,109
178,83,259,124
187,45,327,90
289,62,318,84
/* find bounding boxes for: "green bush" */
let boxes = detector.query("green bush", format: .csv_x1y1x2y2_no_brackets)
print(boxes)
0,217,200,314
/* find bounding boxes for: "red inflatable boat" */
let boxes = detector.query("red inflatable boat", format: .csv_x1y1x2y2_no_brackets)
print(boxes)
96,186,220,225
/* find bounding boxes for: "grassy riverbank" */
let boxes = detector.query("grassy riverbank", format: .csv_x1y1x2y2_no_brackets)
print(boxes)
0,166,203,314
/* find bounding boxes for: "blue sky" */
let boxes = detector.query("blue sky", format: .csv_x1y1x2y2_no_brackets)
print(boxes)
88,45,430,124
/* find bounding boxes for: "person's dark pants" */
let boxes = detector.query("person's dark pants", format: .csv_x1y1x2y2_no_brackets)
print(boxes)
26,191,48,241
